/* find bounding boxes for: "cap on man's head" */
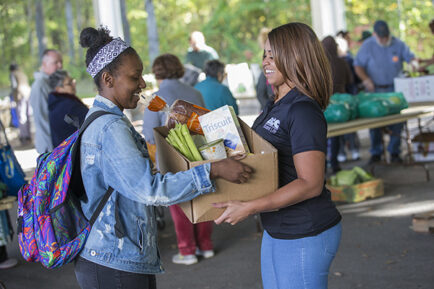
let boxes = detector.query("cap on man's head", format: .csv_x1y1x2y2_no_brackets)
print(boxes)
373,20,390,38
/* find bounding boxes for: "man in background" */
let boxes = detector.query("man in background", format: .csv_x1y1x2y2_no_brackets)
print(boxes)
30,49,63,153
186,31,219,70
354,20,415,164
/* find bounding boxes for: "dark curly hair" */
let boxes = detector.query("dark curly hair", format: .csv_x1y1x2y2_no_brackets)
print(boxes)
152,54,185,80
79,26,137,91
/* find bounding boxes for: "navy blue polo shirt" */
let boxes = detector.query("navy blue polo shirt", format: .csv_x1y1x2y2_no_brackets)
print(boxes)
252,88,341,239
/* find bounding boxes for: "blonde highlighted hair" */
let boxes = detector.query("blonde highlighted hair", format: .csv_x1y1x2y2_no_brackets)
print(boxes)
268,22,332,109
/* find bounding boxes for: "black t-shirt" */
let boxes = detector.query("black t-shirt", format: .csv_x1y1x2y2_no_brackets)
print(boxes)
252,88,341,239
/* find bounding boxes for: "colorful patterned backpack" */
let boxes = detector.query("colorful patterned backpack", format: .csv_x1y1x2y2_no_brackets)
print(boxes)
17,111,114,269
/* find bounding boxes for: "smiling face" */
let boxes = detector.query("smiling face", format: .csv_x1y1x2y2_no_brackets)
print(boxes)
108,53,147,110
262,39,291,99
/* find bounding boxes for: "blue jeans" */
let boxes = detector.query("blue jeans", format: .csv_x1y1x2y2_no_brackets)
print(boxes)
369,86,403,156
339,133,360,155
261,222,342,289
369,122,404,156
74,257,156,289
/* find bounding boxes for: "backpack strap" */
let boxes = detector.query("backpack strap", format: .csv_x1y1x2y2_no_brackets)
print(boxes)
70,110,115,166
69,110,117,214
77,111,116,227
79,110,115,136
89,186,114,226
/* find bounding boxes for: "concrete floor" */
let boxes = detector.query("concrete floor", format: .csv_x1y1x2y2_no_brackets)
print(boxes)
1,102,434,288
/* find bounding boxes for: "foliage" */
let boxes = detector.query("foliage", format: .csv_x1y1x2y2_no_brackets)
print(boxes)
0,0,95,90
127,0,311,71
345,0,434,59
0,0,432,91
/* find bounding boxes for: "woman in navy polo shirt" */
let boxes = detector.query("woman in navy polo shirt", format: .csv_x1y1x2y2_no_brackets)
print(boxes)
214,22,342,288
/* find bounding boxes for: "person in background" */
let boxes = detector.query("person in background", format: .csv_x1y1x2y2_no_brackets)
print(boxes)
185,31,219,70
142,54,206,162
214,22,342,289
30,49,63,153
354,20,415,164
322,36,354,173
359,30,372,44
142,53,216,266
354,30,372,93
336,31,359,94
194,60,239,114
336,30,353,53
48,70,89,147
335,34,361,162
9,64,31,144
255,27,275,109
76,26,252,289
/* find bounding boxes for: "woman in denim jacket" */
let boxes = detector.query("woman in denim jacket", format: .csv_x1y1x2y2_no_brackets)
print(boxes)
75,27,253,289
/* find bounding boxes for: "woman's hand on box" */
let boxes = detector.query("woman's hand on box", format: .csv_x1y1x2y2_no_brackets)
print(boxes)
213,201,252,225
210,154,253,184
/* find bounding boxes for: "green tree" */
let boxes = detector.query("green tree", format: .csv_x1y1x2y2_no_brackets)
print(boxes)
345,0,434,59
0,0,432,90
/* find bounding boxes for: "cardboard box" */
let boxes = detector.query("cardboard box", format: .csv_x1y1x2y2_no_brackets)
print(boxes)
327,179,384,203
394,75,434,103
154,119,278,223
412,211,434,233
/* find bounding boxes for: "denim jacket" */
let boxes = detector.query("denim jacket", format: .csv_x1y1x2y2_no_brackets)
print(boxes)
79,95,215,274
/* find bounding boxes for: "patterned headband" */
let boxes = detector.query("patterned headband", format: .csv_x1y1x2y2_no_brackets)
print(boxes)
86,38,129,78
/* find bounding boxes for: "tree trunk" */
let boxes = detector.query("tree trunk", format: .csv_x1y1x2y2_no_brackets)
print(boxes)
65,0,75,64
50,1,63,50
120,0,131,45
0,6,7,63
145,0,159,64
26,0,35,58
75,0,83,61
35,0,46,60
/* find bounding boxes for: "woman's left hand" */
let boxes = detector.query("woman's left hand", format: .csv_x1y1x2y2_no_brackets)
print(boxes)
213,201,252,225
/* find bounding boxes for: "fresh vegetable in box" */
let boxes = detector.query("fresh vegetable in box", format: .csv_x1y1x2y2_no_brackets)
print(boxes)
165,123,203,161
329,166,374,186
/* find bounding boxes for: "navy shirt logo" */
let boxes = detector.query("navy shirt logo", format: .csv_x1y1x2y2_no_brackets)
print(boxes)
263,117,280,134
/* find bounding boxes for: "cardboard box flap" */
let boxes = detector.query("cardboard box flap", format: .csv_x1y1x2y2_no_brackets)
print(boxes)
239,119,276,155
154,126,194,221
154,126,190,174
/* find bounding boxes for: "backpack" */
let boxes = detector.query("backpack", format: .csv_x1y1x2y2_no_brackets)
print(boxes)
17,110,114,269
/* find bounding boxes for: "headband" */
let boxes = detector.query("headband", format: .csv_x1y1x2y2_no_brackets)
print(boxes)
86,38,129,78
